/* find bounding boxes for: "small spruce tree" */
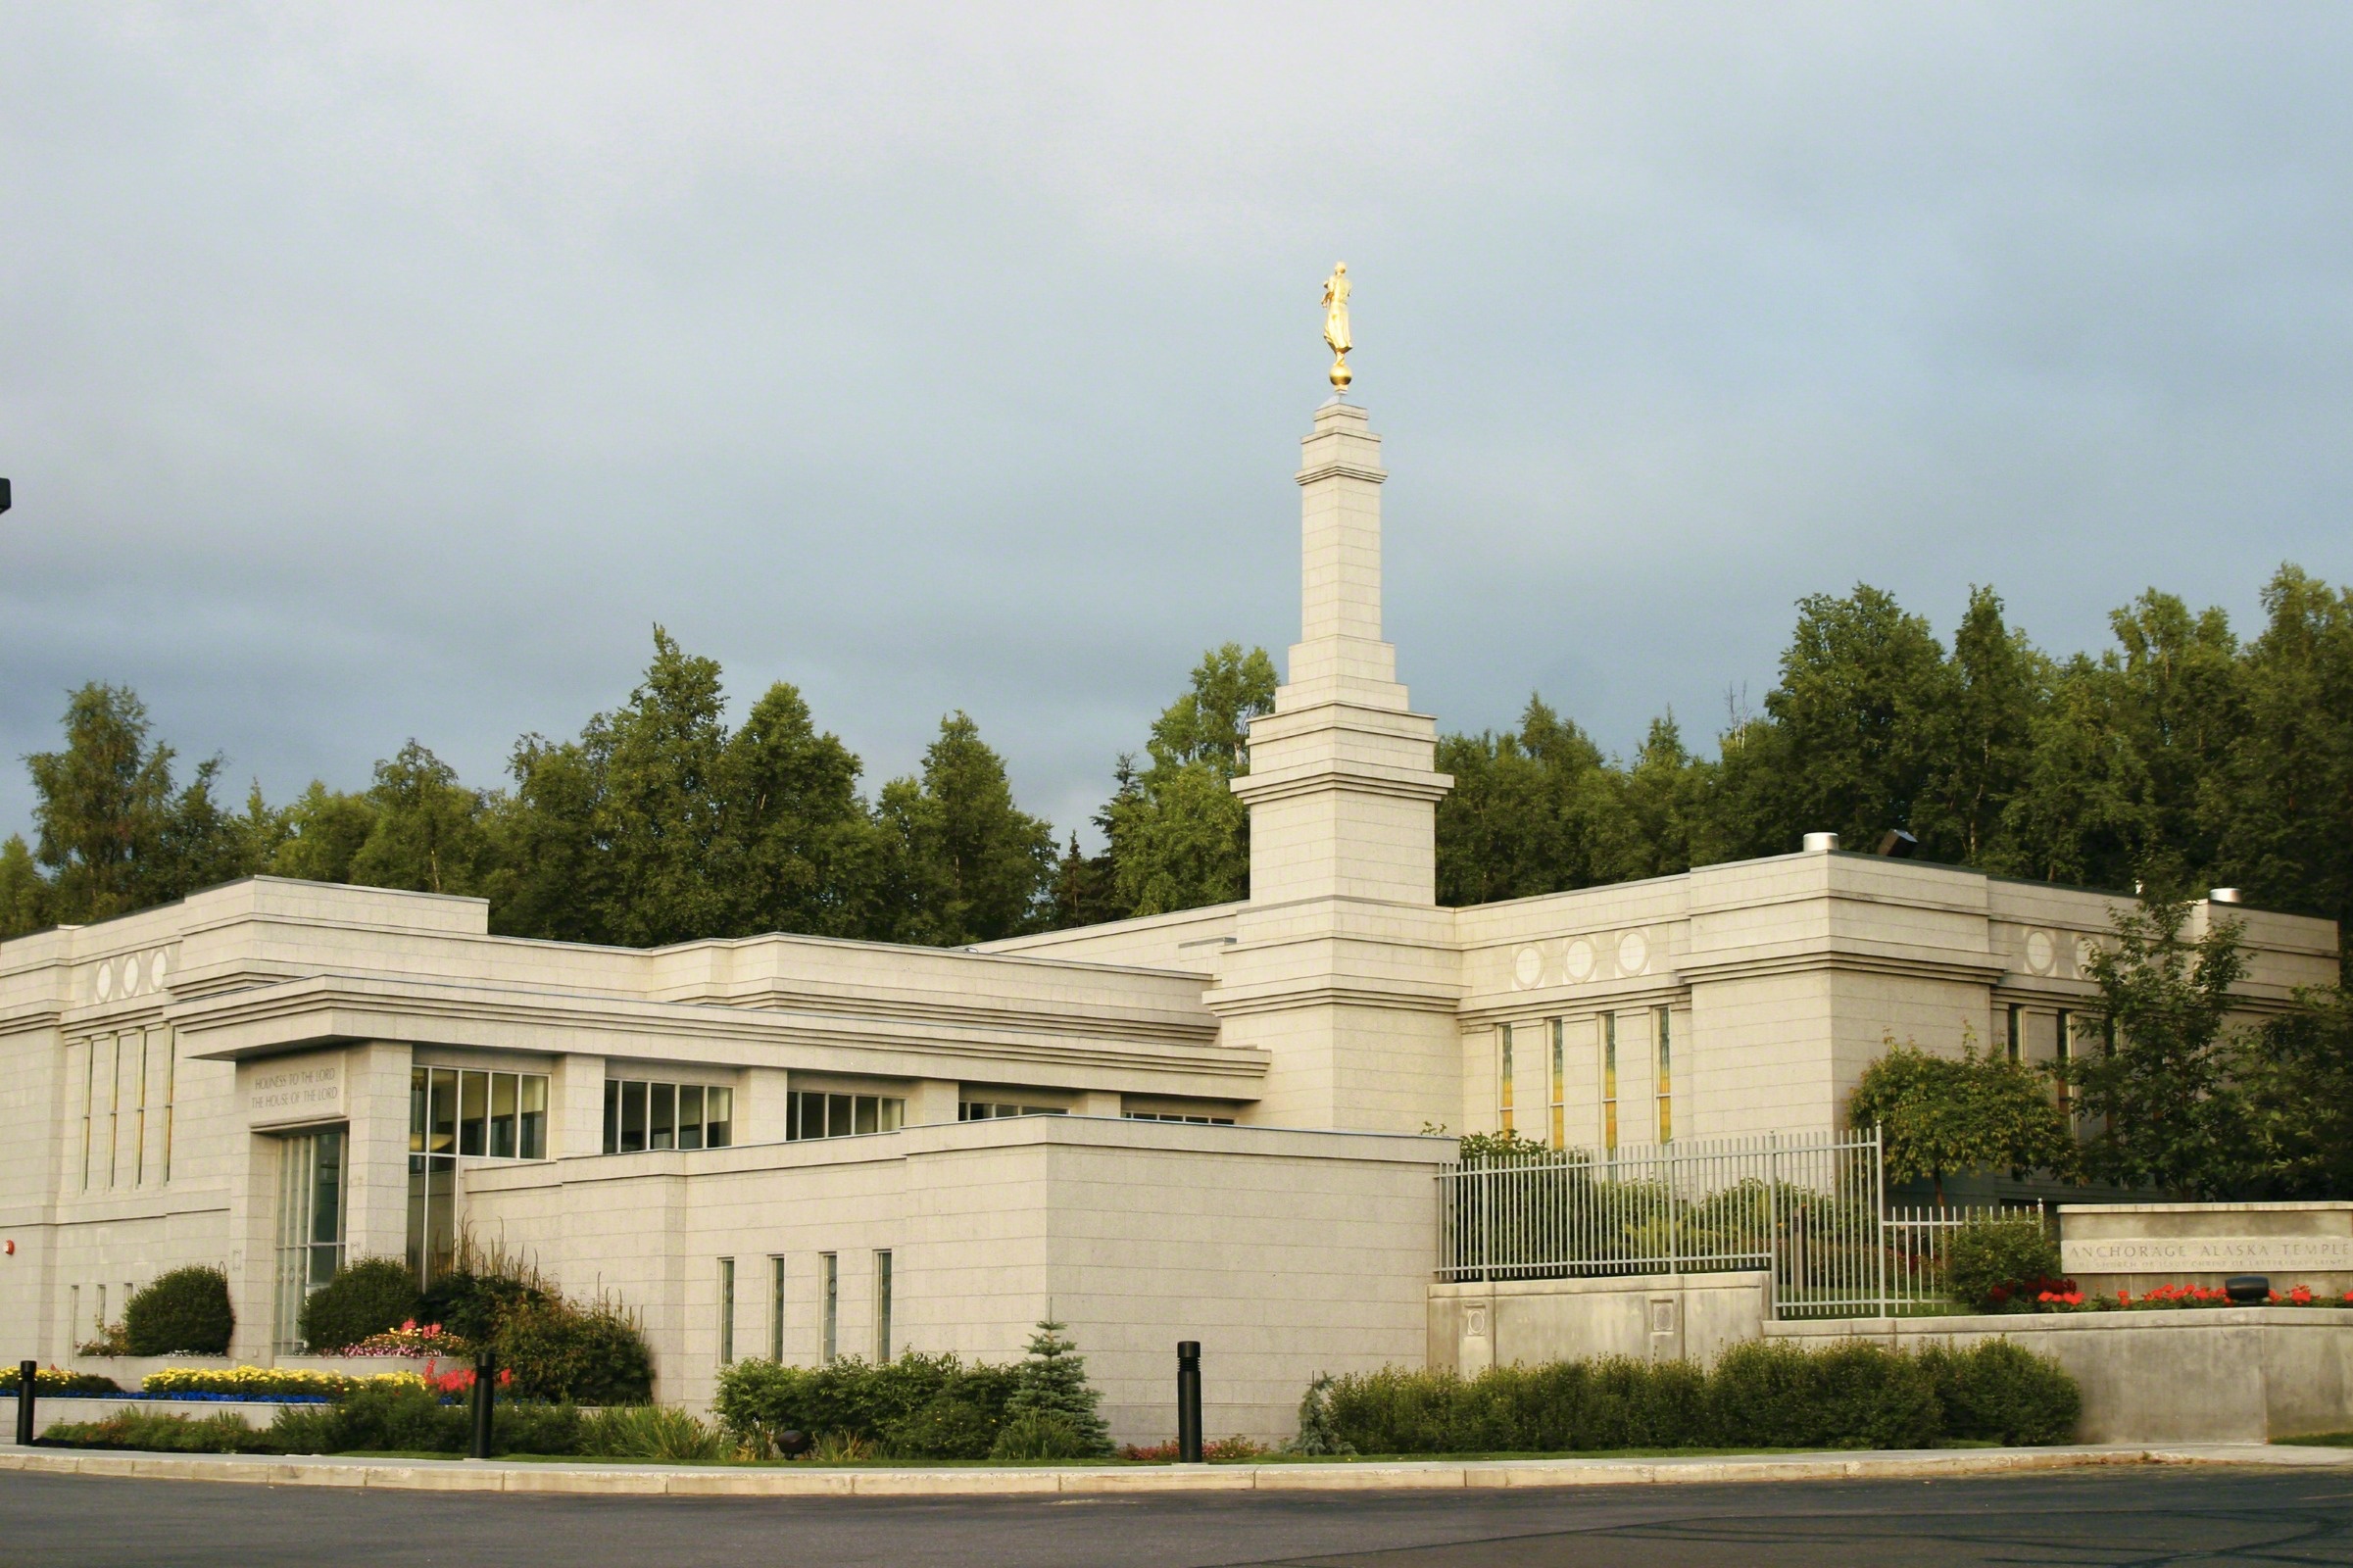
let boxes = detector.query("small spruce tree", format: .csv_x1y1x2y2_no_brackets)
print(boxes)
1000,1319,1111,1457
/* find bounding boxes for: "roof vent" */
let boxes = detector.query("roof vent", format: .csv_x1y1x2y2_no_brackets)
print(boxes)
1802,832,1839,853
2210,887,2244,905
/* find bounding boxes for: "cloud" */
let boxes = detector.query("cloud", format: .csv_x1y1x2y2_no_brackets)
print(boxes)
4,4,2349,847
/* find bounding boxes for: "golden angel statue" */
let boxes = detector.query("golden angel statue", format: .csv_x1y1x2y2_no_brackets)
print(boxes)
1322,263,1352,390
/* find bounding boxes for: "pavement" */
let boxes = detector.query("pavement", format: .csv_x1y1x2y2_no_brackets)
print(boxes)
5,1455,2353,1566
1,1438,2348,1495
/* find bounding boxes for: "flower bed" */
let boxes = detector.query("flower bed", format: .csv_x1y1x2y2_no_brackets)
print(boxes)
330,1319,473,1358
1987,1280,2353,1313
1,1365,121,1396
141,1366,426,1400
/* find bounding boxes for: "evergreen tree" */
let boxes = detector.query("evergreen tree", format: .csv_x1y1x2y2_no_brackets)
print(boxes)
1000,1319,1111,1456
723,680,879,939
874,712,1054,945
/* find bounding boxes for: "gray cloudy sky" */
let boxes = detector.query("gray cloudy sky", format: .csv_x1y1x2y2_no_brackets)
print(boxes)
5,5,2350,848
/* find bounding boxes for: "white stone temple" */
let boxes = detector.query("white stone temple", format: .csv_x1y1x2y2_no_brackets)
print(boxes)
1,390,2337,1442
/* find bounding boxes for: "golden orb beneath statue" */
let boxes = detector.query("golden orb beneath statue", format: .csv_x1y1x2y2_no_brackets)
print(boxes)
1328,355,1352,391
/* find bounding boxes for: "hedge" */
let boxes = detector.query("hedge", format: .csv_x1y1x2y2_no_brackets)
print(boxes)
1316,1339,2080,1454
123,1266,234,1356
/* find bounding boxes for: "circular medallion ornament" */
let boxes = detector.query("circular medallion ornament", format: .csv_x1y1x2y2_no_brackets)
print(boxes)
151,951,171,991
94,962,114,1003
1617,930,1650,975
1564,938,1595,984
1512,947,1544,989
2025,930,2055,975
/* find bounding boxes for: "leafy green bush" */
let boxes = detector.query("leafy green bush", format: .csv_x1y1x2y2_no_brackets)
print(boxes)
267,1381,586,1456
990,1410,1095,1460
419,1268,552,1344
1947,1216,2064,1310
711,1352,1014,1459
578,1404,728,1461
1708,1341,1940,1449
1919,1339,2081,1444
123,1265,234,1355
1316,1338,2079,1455
298,1258,422,1352
494,1296,654,1405
42,1410,276,1454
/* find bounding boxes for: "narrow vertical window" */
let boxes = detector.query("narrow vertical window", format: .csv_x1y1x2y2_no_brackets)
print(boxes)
518,1074,548,1159
107,1035,123,1188
717,1258,736,1365
874,1251,894,1362
1547,1020,1566,1151
604,1079,620,1154
489,1072,518,1158
160,1030,176,1184
1655,1006,1673,1145
652,1082,677,1151
78,1039,94,1192
820,1252,839,1364
1497,1026,1516,1134
2006,1004,2023,1063
71,1285,81,1347
678,1085,707,1151
769,1256,787,1361
2055,1009,2074,1121
1600,1013,1619,1155
459,1069,489,1156
707,1087,734,1148
134,1033,150,1185
96,1284,106,1338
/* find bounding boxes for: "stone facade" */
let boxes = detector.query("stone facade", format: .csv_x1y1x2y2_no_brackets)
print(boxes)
0,393,2338,1442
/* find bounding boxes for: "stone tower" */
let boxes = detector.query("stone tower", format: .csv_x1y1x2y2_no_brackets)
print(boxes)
1210,398,1462,1131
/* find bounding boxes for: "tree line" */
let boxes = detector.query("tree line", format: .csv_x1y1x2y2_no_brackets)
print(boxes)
4,564,2350,965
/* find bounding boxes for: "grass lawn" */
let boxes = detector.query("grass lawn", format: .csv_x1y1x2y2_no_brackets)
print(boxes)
2278,1433,2353,1448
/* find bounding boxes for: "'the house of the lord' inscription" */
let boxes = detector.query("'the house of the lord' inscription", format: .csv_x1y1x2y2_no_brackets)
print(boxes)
246,1059,345,1127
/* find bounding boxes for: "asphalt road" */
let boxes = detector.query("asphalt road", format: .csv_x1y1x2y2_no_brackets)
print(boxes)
3,1465,2349,1567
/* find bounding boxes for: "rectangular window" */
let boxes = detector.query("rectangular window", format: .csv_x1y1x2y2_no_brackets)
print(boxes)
717,1257,736,1365
601,1078,734,1153
1601,1013,1619,1155
134,1032,149,1185
107,1035,122,1188
2006,1004,2024,1063
820,1252,838,1365
489,1072,518,1158
1120,1111,1237,1125
1548,1020,1566,1150
1655,1006,1673,1145
874,1251,894,1362
160,1030,176,1183
459,1069,489,1156
2055,1009,2074,1120
77,1039,93,1192
958,1102,1069,1120
71,1285,81,1348
1498,1026,1516,1135
519,1073,547,1159
96,1284,107,1338
276,1127,348,1351
769,1256,787,1361
785,1091,906,1141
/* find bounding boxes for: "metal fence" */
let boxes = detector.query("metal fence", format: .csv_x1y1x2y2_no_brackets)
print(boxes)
1434,1128,2041,1319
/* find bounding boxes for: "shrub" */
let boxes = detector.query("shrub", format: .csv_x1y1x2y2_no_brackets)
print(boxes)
495,1296,654,1405
299,1258,422,1352
0,1365,120,1395
579,1404,727,1462
418,1267,552,1344
1286,1373,1356,1456
1947,1216,2062,1311
712,1352,1013,1458
990,1410,1095,1460
1919,1339,2081,1445
42,1410,276,1454
123,1266,235,1355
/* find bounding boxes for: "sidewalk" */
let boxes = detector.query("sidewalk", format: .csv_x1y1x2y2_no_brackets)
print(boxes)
4,1442,2348,1496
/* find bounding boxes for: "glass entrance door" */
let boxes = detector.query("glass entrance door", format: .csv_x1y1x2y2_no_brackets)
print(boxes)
274,1127,348,1351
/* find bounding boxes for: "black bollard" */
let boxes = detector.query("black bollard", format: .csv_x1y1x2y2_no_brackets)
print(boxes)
469,1348,496,1459
15,1359,35,1446
1176,1341,1202,1464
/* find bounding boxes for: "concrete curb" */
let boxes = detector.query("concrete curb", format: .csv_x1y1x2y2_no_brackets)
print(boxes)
2,1442,2347,1496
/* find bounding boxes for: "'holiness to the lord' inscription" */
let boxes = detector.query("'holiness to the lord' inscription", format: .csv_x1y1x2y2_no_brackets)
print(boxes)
246,1061,345,1126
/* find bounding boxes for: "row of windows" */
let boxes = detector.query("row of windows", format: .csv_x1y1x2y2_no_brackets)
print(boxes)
1501,1008,1675,1152
603,1079,736,1153
715,1250,893,1367
413,1067,551,1161
958,1102,1065,1120
73,1027,176,1193
787,1091,906,1141
1123,1110,1238,1125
